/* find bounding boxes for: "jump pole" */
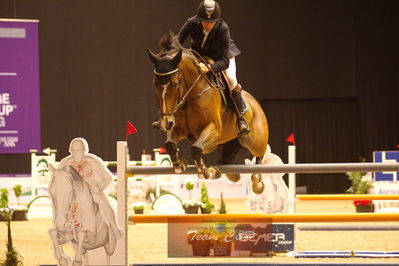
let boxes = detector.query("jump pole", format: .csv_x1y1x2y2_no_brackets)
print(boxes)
126,162,399,175
129,213,399,224
116,141,127,265
297,224,399,231
297,194,399,200
288,145,296,213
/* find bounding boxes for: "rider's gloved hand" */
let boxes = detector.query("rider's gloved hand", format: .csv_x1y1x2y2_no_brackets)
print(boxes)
198,62,210,74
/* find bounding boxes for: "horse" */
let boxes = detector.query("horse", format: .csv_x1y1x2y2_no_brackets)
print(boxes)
147,32,269,194
48,165,116,266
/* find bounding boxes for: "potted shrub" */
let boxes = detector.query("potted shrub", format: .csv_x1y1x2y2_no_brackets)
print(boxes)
200,183,214,214
218,193,227,214
353,200,374,212
184,177,195,200
132,202,145,214
346,158,374,212
11,185,27,221
0,188,10,222
182,199,201,214
0,212,23,265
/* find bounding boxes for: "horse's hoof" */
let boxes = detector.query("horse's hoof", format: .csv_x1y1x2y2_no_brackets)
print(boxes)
226,173,241,182
252,181,265,194
198,167,208,179
59,255,71,266
208,167,221,180
173,158,188,174
251,173,261,183
197,172,205,179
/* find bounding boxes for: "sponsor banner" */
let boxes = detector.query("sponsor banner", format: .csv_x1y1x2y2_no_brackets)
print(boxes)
168,218,273,258
373,151,399,181
372,181,399,211
271,224,295,252
0,19,41,153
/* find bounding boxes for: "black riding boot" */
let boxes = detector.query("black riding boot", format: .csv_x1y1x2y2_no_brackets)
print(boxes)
231,84,250,136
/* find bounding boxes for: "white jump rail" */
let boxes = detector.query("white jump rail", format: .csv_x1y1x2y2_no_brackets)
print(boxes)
125,162,399,175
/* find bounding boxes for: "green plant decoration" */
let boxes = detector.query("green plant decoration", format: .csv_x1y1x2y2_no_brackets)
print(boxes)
13,185,22,206
0,216,24,266
0,188,9,209
218,193,226,214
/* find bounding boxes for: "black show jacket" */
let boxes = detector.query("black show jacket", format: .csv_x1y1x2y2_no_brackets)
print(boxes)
177,16,241,73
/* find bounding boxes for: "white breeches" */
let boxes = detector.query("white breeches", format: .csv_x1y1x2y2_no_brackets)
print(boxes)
224,57,238,90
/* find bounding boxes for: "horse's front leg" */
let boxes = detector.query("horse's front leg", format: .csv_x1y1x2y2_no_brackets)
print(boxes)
49,229,71,266
72,231,86,266
191,123,221,180
164,130,187,173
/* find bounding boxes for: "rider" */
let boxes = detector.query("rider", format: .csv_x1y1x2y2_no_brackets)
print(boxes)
152,0,250,136
58,138,123,239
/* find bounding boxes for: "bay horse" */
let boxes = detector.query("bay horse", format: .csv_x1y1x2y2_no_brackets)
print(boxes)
147,32,269,194
48,165,116,266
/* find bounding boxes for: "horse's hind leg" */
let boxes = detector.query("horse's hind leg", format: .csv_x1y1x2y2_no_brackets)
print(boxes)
251,156,265,194
217,138,244,182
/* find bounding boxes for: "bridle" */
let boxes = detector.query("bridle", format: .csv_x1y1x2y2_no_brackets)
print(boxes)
153,49,223,118
154,67,202,117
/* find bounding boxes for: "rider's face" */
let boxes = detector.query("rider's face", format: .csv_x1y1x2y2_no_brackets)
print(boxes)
201,21,216,33
71,141,85,162
72,149,84,162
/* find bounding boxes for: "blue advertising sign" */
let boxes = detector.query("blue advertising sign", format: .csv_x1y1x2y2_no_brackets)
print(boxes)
373,151,399,181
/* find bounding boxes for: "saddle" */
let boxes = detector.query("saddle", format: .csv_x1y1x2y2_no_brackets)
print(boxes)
210,72,249,114
201,57,235,110
193,53,248,113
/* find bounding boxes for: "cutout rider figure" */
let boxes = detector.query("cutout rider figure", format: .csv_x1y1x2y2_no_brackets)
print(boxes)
59,138,123,239
152,0,250,136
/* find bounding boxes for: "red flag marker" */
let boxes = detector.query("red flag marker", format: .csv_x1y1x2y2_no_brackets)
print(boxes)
286,133,296,146
125,121,138,141
159,147,167,154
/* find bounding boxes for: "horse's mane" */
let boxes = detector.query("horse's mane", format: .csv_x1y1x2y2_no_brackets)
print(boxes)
158,31,181,54
157,31,196,70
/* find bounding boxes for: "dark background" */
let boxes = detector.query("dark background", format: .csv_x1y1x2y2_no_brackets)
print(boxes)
0,0,398,193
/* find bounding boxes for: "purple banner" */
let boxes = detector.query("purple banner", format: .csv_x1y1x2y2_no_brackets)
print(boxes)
0,19,41,153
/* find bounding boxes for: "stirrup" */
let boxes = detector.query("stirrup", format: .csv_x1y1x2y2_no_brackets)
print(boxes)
237,118,250,136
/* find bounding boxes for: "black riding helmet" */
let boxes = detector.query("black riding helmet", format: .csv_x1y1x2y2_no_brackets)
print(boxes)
197,0,221,22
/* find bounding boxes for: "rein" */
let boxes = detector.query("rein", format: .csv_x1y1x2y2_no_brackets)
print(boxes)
188,49,225,89
158,69,202,116
155,49,223,117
